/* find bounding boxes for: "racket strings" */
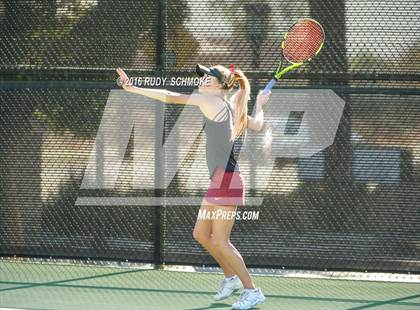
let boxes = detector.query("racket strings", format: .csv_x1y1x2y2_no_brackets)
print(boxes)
283,20,325,64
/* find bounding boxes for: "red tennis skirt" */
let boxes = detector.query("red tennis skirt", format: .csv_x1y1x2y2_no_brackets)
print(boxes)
204,166,245,206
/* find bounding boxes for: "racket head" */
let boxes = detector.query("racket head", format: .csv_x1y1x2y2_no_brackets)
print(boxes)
282,18,325,64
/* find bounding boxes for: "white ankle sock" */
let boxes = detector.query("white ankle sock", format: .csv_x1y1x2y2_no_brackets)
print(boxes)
225,275,237,281
244,288,258,292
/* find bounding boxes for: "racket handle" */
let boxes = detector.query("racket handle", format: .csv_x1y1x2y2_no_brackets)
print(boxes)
262,79,276,95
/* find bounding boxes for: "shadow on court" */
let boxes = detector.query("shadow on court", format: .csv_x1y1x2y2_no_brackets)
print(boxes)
185,302,235,310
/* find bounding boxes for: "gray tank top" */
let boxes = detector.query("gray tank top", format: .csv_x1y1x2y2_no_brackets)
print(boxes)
203,98,241,179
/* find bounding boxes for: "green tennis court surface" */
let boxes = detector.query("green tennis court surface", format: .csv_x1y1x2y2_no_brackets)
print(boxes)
0,261,419,310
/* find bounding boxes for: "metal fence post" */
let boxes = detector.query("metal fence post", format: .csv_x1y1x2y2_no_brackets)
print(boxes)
154,0,167,266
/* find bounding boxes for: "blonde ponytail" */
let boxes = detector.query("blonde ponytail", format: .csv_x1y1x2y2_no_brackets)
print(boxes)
230,69,250,141
211,65,250,141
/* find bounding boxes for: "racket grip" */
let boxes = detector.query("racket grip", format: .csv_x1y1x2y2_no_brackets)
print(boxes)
262,79,276,95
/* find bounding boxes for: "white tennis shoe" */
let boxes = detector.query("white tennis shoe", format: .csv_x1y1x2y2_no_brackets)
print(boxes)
231,287,265,309
214,276,243,301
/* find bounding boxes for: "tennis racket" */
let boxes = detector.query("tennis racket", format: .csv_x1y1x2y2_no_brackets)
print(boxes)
262,18,325,94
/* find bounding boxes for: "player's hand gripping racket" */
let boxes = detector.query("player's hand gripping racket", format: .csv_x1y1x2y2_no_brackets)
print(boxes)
263,18,325,94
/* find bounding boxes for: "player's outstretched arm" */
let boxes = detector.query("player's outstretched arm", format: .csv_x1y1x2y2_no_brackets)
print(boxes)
116,68,201,105
247,90,270,131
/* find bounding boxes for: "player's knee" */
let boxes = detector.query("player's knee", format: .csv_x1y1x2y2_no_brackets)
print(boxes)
193,229,211,246
211,237,228,250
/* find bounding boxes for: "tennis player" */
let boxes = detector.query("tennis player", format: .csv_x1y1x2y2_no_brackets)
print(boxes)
116,65,270,309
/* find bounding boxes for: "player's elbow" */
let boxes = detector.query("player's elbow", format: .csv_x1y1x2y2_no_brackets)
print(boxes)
249,120,264,131
255,122,264,131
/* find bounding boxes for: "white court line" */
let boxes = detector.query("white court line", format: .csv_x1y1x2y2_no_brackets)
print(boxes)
164,265,420,284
